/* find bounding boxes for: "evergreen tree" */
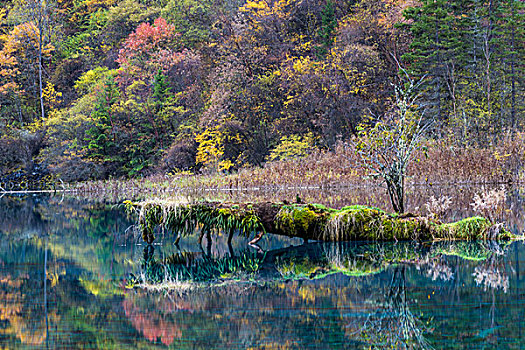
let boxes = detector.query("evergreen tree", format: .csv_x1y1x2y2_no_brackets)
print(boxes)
319,0,337,57
402,0,524,140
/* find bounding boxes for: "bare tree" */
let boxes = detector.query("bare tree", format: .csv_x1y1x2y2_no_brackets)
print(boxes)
348,266,433,349
10,0,54,121
350,67,430,213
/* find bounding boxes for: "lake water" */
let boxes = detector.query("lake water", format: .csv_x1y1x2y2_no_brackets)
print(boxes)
1,188,524,349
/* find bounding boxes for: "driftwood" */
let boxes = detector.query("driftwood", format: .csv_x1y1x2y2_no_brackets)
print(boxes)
125,200,513,244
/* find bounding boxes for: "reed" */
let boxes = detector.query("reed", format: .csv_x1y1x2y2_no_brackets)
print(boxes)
70,134,524,199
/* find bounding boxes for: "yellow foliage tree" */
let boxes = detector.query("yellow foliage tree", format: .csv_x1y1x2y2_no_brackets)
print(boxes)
195,126,233,172
268,133,315,161
0,22,54,102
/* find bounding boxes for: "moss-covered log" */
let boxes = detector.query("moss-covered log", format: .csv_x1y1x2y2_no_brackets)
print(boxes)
124,200,513,244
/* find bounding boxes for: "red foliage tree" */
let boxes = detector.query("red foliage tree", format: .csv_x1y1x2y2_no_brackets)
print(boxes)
116,17,183,87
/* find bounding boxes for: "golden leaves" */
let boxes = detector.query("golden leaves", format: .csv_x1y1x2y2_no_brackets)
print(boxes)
42,82,62,108
267,133,315,161
0,21,55,95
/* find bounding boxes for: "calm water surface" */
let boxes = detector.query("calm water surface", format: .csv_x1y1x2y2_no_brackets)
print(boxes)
1,191,525,349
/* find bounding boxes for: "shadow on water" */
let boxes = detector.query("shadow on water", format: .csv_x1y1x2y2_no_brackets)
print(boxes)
1,192,525,349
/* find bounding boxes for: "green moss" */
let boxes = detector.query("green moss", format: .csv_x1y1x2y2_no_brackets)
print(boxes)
436,217,492,240
337,265,386,277
309,203,339,213
325,206,392,240
340,205,385,213
380,217,431,240
275,204,332,239
431,241,512,261
434,242,489,261
276,251,380,280
276,256,322,279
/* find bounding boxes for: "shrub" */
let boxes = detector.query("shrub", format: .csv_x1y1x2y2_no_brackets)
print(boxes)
161,138,198,172
267,133,315,161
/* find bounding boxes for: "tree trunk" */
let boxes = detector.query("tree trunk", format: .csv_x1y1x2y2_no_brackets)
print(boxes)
38,0,45,121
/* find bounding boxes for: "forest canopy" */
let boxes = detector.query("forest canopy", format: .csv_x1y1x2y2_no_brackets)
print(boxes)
0,0,523,181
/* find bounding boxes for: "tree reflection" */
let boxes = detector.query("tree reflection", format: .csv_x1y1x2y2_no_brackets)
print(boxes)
122,295,186,346
346,266,433,349
0,192,520,350
424,259,454,282
0,261,58,346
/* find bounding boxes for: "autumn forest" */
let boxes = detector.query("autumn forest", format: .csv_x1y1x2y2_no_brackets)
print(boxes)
0,0,523,183
2,2,525,347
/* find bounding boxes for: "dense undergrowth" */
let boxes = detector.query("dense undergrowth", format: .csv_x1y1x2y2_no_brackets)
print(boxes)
67,135,525,200
1,0,523,185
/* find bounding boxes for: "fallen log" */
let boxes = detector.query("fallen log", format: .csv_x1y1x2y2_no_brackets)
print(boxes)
124,200,514,244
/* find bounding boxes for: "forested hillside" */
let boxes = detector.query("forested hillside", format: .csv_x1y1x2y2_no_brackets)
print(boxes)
0,0,523,182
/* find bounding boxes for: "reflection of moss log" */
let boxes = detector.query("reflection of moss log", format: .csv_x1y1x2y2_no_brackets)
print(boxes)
430,241,510,261
129,241,511,288
125,201,513,244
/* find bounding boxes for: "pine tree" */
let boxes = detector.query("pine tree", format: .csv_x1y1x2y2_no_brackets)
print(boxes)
319,0,337,57
402,0,458,123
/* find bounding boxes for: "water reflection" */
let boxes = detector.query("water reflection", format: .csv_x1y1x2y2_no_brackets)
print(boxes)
346,267,432,350
128,240,516,349
1,194,525,349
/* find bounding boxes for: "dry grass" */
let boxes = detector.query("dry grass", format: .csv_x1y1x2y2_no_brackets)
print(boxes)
69,135,524,221
411,134,525,184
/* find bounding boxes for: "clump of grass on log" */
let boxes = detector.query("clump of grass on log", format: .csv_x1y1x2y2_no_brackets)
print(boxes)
125,199,266,244
273,204,513,241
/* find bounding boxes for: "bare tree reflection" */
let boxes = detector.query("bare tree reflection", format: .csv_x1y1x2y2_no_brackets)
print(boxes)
427,259,454,282
348,266,433,350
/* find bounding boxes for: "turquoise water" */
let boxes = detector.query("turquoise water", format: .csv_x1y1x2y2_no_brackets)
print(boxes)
1,194,524,349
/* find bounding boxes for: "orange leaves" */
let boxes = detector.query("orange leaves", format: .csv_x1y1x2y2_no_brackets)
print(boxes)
0,25,20,94
0,62,19,94
0,22,51,95
3,22,54,57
